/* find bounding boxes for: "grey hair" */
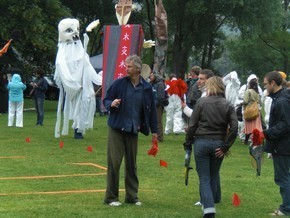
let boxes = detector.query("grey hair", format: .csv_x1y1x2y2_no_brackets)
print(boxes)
125,55,142,72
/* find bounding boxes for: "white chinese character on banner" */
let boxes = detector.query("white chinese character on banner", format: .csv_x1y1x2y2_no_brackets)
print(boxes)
119,60,126,68
125,25,131,28
121,46,128,56
123,33,130,41
117,72,124,78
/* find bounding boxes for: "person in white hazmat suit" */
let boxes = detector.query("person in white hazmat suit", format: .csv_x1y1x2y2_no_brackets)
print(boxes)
222,71,241,106
54,18,102,139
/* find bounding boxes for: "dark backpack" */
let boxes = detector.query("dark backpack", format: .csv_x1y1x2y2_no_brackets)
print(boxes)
163,89,169,106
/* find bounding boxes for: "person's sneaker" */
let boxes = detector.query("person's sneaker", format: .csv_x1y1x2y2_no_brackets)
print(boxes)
135,201,142,206
269,209,285,216
195,201,202,206
108,201,122,207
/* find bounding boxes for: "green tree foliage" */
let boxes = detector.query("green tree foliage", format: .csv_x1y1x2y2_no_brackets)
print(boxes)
0,0,71,74
1,0,288,80
227,0,289,78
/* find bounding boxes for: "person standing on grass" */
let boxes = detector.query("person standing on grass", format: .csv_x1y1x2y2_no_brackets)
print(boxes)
7,73,26,127
30,68,48,126
184,76,238,218
243,79,263,145
262,71,290,216
103,55,158,207
149,71,167,142
0,73,9,114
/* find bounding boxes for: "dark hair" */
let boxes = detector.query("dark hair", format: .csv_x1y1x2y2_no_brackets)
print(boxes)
264,71,283,86
169,73,176,80
199,69,214,79
34,68,45,77
249,79,258,93
190,66,201,76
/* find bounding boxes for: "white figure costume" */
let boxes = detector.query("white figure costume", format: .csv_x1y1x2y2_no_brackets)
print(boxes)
54,18,102,138
222,71,241,106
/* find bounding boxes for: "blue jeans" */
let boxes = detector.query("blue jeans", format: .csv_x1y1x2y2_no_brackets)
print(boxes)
34,98,44,125
194,138,224,215
273,155,290,215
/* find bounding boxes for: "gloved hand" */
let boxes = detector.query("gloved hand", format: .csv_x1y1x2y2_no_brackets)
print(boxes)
183,142,192,151
143,40,155,48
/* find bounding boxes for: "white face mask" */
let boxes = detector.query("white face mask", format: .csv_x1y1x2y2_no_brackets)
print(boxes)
58,18,80,43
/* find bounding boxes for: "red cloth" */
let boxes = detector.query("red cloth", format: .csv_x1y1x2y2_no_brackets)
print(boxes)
59,141,64,149
102,25,144,100
252,128,265,146
87,145,93,152
25,137,31,143
232,193,241,207
147,138,159,157
160,160,168,168
165,78,187,100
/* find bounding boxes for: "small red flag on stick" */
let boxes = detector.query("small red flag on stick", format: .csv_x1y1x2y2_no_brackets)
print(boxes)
87,145,93,152
232,193,241,207
25,137,31,143
160,160,168,168
59,141,64,149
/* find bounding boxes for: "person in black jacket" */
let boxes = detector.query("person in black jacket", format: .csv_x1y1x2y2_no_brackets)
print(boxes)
263,71,290,216
149,72,166,142
0,73,9,114
30,68,48,126
184,76,238,218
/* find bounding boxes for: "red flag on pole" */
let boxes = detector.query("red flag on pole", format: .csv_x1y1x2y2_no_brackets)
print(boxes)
59,141,64,149
87,145,93,152
0,39,12,57
232,193,241,207
160,160,168,168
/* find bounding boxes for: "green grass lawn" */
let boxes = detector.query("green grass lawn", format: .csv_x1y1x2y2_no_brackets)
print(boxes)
0,99,280,217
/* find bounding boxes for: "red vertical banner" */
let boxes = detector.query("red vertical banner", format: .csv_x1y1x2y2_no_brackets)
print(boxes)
114,25,133,80
102,24,144,100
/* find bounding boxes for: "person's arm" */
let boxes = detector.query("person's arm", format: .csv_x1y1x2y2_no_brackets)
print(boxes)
183,105,193,118
216,105,238,158
243,90,250,105
263,100,290,140
185,99,201,143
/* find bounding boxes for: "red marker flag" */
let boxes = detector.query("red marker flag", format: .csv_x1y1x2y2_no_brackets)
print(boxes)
232,193,241,207
147,138,159,157
59,141,64,149
87,145,93,152
160,160,168,168
25,137,31,143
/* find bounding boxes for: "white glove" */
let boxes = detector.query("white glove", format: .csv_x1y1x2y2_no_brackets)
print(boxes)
143,40,155,48
86,20,100,32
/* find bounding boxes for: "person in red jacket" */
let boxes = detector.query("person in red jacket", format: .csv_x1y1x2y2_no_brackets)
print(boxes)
164,73,187,134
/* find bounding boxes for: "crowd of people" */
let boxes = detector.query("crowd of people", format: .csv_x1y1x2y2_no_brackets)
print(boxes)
1,59,290,217
144,65,290,217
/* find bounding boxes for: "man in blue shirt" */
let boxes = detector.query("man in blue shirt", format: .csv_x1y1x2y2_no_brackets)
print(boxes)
103,55,158,207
